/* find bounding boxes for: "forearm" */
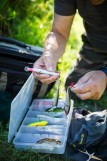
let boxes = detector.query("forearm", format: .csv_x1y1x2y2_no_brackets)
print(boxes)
33,14,74,83
43,31,67,63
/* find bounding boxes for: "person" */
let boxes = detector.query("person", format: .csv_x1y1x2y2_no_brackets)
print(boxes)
33,0,107,100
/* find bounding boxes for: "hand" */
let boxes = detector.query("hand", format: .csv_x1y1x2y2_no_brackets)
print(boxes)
71,70,107,100
33,51,59,84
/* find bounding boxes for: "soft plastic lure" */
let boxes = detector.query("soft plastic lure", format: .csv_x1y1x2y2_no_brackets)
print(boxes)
36,138,62,145
28,120,48,127
46,107,63,112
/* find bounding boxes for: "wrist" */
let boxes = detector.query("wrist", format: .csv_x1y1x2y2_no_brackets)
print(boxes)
44,32,65,61
99,67,107,87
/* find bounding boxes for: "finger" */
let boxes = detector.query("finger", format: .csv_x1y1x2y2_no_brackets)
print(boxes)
71,82,90,94
34,73,40,79
74,72,94,87
40,75,59,84
34,73,50,79
33,58,44,69
76,91,92,100
90,93,102,100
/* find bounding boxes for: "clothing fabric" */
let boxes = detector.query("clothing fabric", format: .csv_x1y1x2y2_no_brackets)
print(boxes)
65,108,107,161
54,0,107,52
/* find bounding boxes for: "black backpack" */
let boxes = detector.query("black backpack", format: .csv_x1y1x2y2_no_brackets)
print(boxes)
0,36,55,121
65,108,107,161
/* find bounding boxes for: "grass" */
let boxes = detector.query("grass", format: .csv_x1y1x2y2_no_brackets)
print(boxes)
0,14,107,161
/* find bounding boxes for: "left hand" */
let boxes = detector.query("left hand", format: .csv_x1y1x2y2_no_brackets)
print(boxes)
33,53,59,84
71,70,107,100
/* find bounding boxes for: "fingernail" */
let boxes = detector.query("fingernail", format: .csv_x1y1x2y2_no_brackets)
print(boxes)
73,85,77,88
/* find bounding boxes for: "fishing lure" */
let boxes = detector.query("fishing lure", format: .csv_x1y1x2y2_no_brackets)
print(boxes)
28,120,48,127
47,107,63,112
46,107,63,112
36,138,62,145
24,66,59,76
46,79,61,112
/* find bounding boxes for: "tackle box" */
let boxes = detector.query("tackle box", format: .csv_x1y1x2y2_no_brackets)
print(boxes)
8,74,74,154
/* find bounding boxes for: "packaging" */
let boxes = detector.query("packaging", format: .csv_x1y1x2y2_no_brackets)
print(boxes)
8,74,74,154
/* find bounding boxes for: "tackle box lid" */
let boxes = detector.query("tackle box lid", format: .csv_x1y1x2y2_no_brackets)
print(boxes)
8,74,35,143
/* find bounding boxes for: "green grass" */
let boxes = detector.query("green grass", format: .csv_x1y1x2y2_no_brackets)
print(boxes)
0,14,107,161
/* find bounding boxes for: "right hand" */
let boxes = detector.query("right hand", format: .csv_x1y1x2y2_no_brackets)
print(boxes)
33,51,60,84
71,70,107,100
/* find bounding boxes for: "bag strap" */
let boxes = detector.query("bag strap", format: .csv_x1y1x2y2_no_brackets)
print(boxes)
0,36,28,48
76,148,102,161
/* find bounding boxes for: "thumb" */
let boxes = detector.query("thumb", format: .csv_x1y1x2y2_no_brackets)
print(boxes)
74,72,93,87
43,52,55,71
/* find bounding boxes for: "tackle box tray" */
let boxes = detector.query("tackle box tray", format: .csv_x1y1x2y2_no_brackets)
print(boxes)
8,74,74,154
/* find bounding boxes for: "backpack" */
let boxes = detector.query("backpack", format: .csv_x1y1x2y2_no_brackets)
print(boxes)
65,108,107,161
0,36,55,121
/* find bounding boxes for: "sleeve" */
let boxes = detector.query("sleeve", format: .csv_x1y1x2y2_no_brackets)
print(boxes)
54,0,77,16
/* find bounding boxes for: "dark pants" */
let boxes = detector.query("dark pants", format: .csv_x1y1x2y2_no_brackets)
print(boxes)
65,36,107,90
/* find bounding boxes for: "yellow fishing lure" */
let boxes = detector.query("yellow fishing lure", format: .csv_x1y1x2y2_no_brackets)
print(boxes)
28,120,48,127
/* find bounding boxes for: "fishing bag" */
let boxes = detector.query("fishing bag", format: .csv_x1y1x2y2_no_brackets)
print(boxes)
65,108,107,161
0,36,55,121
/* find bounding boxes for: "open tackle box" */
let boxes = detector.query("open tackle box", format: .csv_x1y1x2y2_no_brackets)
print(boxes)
8,74,74,154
